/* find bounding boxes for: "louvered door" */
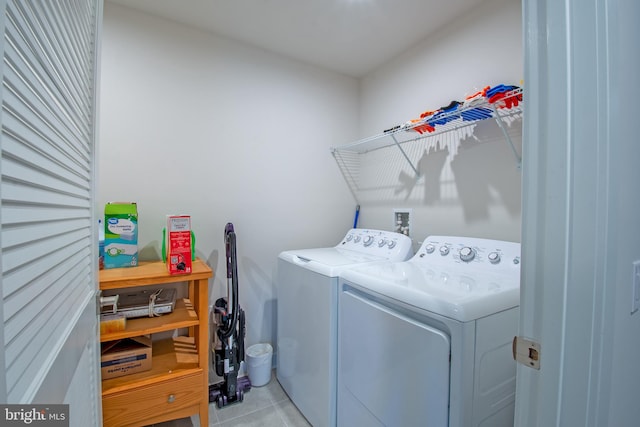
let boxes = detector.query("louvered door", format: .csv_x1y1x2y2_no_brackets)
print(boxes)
0,0,102,424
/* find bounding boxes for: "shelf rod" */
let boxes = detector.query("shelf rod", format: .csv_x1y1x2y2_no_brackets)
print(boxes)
390,133,420,176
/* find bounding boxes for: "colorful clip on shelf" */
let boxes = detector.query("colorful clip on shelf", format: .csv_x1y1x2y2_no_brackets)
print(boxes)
406,118,435,134
427,100,462,126
487,84,522,109
403,84,522,134
460,107,493,121
460,88,494,121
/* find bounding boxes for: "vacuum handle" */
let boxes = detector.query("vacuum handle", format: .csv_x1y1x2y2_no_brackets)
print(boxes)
225,223,235,279
219,222,239,340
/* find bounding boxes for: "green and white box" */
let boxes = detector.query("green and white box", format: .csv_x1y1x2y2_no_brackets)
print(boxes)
104,202,138,269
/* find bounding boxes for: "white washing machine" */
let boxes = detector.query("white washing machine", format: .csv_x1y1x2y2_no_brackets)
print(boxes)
338,236,521,427
277,229,413,427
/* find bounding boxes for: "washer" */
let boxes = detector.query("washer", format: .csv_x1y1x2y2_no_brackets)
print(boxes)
277,229,413,427
338,236,521,427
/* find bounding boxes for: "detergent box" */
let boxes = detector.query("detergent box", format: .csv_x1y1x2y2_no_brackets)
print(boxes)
101,335,152,379
104,202,138,269
165,215,192,275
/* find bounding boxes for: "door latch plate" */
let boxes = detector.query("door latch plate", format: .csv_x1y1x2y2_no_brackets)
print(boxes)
512,336,541,370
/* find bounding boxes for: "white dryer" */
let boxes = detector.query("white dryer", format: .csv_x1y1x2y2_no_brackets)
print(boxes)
277,229,413,427
338,236,521,427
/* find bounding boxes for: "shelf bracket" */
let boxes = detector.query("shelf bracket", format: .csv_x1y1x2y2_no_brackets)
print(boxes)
491,105,522,168
390,133,420,177
331,149,361,203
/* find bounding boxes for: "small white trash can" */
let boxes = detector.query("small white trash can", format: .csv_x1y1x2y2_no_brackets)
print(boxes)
246,343,273,387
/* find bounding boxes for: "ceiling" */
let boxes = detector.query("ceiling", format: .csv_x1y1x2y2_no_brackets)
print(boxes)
105,0,488,77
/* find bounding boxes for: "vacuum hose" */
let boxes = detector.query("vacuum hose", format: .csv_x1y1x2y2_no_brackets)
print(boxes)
218,223,239,340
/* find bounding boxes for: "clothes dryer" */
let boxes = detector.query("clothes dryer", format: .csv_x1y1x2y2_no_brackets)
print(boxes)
277,229,413,427
338,236,521,427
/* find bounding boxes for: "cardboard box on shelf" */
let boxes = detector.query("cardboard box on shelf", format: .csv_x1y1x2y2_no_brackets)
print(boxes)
104,202,138,269
101,335,151,380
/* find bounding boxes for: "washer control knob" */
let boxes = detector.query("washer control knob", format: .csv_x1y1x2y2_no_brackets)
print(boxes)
488,252,501,264
387,240,396,249
459,246,476,262
378,239,387,247
425,244,435,254
363,235,374,246
346,234,353,242
354,236,361,243
513,256,521,265
439,246,450,256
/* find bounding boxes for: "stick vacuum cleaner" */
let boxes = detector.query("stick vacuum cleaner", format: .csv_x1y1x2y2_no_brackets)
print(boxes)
209,223,251,408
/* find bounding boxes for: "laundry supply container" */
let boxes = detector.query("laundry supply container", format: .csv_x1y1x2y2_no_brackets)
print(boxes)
246,343,273,387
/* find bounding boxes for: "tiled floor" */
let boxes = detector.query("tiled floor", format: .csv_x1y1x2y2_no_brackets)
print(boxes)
151,370,311,427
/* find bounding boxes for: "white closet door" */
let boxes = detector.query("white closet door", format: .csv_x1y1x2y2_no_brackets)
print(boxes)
0,0,102,423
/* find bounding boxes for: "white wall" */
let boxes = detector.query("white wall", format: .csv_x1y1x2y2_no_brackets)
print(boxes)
354,0,523,244
99,3,357,365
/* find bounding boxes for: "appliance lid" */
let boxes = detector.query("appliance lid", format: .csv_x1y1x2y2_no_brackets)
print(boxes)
340,260,520,322
277,228,414,277
279,247,387,277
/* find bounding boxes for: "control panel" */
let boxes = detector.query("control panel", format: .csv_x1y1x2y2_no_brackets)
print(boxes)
415,236,521,274
338,228,413,259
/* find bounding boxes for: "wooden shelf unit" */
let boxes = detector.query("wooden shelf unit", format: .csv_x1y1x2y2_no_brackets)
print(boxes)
99,259,212,427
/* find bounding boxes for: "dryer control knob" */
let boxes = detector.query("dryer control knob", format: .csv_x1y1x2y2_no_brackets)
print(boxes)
513,256,521,265
425,244,435,254
363,235,374,246
459,246,476,262
387,240,396,249
439,246,450,256
378,239,386,247
488,252,501,264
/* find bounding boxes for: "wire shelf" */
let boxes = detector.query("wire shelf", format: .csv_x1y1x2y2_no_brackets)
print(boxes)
330,88,524,203
331,88,523,156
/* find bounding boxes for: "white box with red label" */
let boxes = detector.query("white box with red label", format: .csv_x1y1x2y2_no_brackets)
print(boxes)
166,215,192,275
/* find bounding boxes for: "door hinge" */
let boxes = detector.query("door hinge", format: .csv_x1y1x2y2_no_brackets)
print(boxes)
512,336,541,370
